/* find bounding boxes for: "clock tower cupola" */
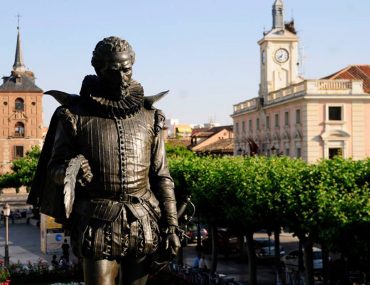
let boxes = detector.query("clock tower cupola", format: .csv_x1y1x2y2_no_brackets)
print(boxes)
272,0,284,30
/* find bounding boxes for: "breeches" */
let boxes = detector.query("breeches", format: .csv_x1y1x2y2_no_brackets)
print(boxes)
71,202,159,259
83,255,150,285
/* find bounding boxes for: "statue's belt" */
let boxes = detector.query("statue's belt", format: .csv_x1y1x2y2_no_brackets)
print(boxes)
74,195,160,223
74,195,159,255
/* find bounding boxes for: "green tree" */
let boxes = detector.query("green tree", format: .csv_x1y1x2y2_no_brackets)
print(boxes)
0,146,41,192
169,153,370,285
280,157,370,285
170,156,245,272
312,158,370,281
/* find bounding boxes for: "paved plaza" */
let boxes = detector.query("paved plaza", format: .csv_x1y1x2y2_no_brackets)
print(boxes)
0,222,300,284
0,222,53,264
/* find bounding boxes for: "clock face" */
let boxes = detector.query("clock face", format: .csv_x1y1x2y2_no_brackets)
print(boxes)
275,48,289,63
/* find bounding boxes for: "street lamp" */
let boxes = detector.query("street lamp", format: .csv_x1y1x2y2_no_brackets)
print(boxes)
3,203,10,267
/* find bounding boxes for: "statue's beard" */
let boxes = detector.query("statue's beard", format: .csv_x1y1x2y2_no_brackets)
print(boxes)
102,79,130,100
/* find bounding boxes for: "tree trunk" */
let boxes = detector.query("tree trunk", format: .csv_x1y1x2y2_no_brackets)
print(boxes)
238,234,245,260
210,223,218,273
246,231,257,285
321,244,329,285
197,218,202,248
274,227,281,265
298,240,304,272
274,228,284,285
303,240,314,285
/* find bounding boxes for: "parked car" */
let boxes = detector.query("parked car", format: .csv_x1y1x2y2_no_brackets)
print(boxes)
202,228,240,255
281,247,322,271
254,237,285,257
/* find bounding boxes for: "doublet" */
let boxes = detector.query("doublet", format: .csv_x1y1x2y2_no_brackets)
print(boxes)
45,81,177,259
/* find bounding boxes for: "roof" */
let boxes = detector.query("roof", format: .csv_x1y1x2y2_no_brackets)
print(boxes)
191,127,209,136
191,125,233,138
260,27,298,42
208,125,233,133
322,65,370,93
0,72,42,92
192,131,214,138
193,138,234,154
0,27,42,93
166,138,192,148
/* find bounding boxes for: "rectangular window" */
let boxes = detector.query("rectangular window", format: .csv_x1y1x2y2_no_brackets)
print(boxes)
256,118,260,130
296,147,301,158
296,109,301,124
242,121,245,133
235,122,239,134
329,148,343,159
275,114,279,127
249,120,253,132
286,148,290,156
266,116,270,129
14,146,24,159
284,111,289,126
328,106,342,121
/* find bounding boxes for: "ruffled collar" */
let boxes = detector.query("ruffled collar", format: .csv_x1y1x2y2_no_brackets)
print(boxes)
79,75,144,119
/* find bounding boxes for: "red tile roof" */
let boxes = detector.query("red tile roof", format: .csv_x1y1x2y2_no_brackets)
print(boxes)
193,138,234,154
191,125,233,137
322,65,370,93
166,138,192,148
192,131,214,138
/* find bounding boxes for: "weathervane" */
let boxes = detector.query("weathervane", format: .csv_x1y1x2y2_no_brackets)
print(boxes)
16,13,21,30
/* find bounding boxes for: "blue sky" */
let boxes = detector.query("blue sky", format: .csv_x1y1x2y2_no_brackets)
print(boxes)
0,0,369,126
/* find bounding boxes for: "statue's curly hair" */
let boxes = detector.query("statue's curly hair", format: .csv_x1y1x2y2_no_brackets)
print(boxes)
91,36,135,70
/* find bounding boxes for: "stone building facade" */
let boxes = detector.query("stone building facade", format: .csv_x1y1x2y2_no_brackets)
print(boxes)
0,28,43,174
231,0,370,162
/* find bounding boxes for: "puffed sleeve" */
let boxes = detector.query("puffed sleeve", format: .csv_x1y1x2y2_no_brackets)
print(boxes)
150,111,178,228
47,108,78,185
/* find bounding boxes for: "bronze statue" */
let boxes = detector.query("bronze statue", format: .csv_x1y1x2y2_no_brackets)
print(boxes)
28,36,181,285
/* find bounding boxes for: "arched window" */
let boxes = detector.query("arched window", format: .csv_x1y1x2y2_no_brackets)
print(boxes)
15,122,25,137
15,98,24,111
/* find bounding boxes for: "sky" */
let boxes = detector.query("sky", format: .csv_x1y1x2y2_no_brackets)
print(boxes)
0,0,369,127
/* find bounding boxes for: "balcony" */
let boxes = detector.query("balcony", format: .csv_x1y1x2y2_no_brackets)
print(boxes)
232,79,365,116
233,98,257,115
10,133,25,138
266,79,364,105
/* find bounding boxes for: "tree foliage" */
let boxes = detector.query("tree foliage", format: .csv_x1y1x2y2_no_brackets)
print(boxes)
168,154,370,280
0,146,41,191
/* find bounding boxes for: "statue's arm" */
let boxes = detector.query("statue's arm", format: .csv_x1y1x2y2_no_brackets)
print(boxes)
150,130,178,228
151,129,181,255
47,109,92,188
47,112,77,186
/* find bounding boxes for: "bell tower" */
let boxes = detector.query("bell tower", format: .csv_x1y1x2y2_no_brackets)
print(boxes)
258,0,301,99
0,23,43,173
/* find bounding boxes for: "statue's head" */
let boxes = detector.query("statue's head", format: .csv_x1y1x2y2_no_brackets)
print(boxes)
91,36,135,92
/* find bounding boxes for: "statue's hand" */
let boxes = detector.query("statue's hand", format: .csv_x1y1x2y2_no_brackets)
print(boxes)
165,227,181,257
77,157,93,186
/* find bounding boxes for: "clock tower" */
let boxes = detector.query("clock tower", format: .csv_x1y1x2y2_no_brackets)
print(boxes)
258,0,301,98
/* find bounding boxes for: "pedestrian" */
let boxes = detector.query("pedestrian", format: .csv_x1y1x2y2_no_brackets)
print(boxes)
193,252,201,268
59,255,69,270
61,239,70,262
199,255,208,270
51,254,59,269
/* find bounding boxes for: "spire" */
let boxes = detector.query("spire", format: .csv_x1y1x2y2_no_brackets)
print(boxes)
13,15,26,73
272,0,284,30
